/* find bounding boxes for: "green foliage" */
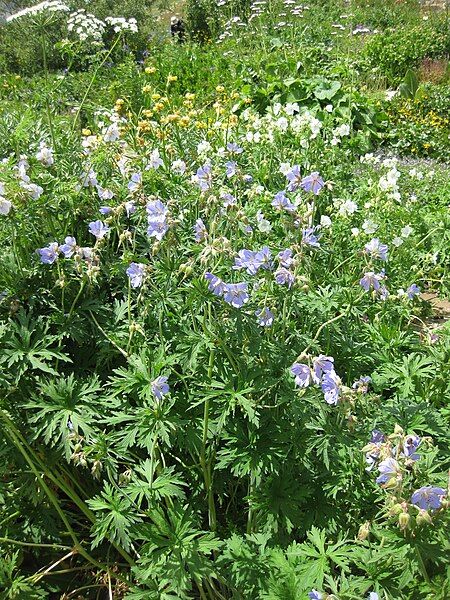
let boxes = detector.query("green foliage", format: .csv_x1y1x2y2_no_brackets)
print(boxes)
0,0,449,598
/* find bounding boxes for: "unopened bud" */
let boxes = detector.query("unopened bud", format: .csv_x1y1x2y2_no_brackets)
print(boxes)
357,521,370,541
416,509,432,526
398,512,410,530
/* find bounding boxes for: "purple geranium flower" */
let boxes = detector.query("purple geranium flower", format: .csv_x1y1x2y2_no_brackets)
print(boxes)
99,206,112,215
365,429,384,470
151,375,170,400
146,199,168,221
223,282,249,308
243,174,253,184
291,363,312,388
285,165,302,192
234,249,263,275
126,262,146,288
147,220,169,241
194,218,207,242
352,375,371,393
302,227,321,248
411,486,446,511
360,271,384,292
364,238,388,261
125,201,136,216
127,172,142,193
402,434,421,461
312,355,335,384
272,191,295,212
196,164,212,191
221,192,236,208
205,272,226,297
308,591,322,600
301,172,325,195
321,371,340,405
225,161,237,178
370,429,385,444
407,284,420,299
59,236,77,258
37,242,59,264
255,307,274,327
376,457,401,486
89,220,109,240
227,142,243,154
277,248,294,268
258,246,273,270
274,267,295,288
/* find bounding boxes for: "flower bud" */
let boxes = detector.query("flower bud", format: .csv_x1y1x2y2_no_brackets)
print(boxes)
416,509,433,526
398,512,410,530
357,521,370,541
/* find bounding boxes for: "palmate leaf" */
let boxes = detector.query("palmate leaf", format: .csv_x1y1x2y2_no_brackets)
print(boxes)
133,503,222,596
0,310,71,382
287,527,354,588
109,401,180,452
125,461,186,508
88,483,141,552
24,373,102,459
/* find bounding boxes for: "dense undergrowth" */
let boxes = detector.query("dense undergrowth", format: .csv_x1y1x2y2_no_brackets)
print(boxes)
0,0,449,598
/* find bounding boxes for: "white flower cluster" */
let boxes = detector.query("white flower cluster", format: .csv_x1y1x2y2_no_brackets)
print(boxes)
240,103,323,148
68,9,105,43
105,16,138,33
6,0,69,22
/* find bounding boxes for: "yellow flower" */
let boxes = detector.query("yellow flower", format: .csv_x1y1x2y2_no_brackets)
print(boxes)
142,85,152,93
145,66,156,74
167,75,178,83
185,92,195,101
179,116,191,127
142,109,153,118
167,113,180,122
151,93,161,101
154,102,165,112
216,85,225,93
82,128,91,136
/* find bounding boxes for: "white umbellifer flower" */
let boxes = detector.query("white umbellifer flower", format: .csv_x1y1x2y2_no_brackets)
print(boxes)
351,227,360,237
325,104,333,112
36,141,54,166
320,215,332,228
392,237,403,247
0,198,12,215
6,0,69,22
67,9,105,43
105,16,138,33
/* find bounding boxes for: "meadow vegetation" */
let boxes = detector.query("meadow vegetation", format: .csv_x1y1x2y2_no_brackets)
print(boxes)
0,0,449,598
